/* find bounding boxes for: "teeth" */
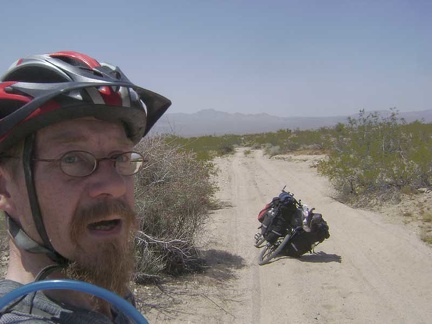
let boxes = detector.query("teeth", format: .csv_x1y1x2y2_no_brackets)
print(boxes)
89,220,119,231
94,224,114,230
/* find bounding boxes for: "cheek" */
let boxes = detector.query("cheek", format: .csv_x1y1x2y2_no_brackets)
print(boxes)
34,163,79,214
35,175,79,244
37,177,75,215
127,178,136,205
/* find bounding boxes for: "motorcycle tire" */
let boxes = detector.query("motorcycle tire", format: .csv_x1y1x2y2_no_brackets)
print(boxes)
258,234,292,265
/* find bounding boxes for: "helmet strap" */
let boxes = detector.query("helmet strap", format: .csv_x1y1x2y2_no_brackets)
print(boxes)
6,214,60,258
21,134,67,264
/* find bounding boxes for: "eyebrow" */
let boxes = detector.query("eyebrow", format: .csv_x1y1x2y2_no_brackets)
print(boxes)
43,133,133,147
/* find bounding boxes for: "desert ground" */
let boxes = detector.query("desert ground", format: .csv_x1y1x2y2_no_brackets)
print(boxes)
142,148,432,324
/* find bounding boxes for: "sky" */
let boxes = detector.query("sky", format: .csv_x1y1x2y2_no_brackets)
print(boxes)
1,0,431,118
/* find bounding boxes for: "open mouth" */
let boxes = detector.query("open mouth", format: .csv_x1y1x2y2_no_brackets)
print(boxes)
87,219,121,233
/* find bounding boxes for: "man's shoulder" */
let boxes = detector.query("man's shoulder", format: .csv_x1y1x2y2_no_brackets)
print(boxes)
0,279,119,323
0,279,21,293
0,279,65,322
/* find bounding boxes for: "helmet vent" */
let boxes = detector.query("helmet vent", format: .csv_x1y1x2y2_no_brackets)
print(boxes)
3,66,69,83
78,67,104,78
53,56,88,68
54,55,104,78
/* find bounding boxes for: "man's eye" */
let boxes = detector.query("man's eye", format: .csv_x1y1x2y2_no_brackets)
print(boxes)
115,153,130,163
62,155,80,164
61,152,91,164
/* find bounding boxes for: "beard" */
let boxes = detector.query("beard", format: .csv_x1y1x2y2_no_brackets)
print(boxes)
63,199,137,300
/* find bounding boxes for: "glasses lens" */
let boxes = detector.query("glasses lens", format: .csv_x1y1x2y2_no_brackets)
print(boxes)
115,151,145,175
60,151,96,177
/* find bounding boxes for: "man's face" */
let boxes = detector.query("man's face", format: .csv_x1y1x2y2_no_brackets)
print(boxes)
25,117,137,294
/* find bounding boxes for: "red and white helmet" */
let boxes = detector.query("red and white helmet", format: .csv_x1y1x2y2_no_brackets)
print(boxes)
0,51,171,153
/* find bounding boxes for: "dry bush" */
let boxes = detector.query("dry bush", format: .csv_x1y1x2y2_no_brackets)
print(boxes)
133,135,217,281
0,215,8,277
264,144,281,157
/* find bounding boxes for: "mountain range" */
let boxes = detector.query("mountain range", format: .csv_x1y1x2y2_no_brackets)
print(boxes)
149,109,432,137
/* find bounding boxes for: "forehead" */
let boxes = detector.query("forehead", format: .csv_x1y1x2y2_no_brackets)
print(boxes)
36,117,132,147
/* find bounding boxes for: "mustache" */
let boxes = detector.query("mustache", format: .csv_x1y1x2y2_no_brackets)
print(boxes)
70,199,137,242
74,199,136,224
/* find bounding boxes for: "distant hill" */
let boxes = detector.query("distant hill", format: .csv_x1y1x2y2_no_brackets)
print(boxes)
149,109,432,137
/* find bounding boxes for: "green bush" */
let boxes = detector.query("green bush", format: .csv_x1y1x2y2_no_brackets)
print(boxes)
317,109,432,204
160,128,330,160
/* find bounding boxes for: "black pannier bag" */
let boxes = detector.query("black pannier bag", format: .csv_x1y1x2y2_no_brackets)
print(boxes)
281,229,312,258
310,213,330,242
260,195,299,244
282,214,330,258
261,211,288,244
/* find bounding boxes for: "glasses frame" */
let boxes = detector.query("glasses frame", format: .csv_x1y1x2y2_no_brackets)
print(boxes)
33,150,146,177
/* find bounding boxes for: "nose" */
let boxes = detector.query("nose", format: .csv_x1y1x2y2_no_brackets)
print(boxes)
87,159,129,198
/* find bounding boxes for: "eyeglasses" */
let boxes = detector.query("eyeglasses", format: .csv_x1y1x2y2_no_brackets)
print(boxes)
34,151,146,177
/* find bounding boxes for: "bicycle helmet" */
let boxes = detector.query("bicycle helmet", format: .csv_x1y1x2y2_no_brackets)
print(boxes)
0,51,172,264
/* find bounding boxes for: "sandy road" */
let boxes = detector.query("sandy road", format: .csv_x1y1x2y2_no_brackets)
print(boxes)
145,148,432,324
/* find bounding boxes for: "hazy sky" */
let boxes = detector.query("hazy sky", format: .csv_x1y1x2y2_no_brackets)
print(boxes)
1,0,430,117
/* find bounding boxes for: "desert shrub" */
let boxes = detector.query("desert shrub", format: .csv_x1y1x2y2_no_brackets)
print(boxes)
133,135,217,279
241,128,331,155
0,214,7,277
318,109,432,204
0,213,7,252
264,144,281,157
283,138,301,152
283,129,321,152
162,134,241,161
218,143,235,155
161,128,331,160
251,142,262,149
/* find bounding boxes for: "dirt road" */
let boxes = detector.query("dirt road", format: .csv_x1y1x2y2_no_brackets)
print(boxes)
145,148,432,324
